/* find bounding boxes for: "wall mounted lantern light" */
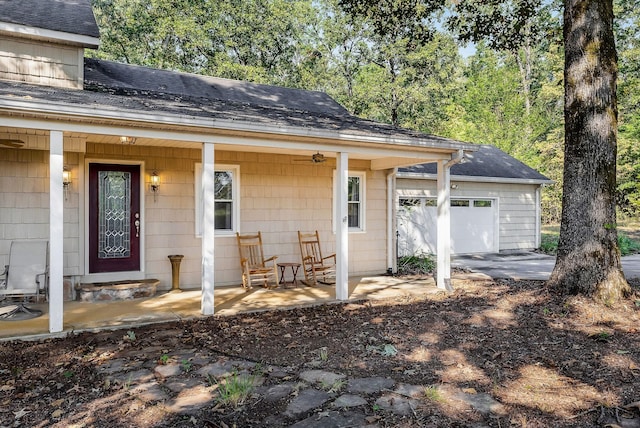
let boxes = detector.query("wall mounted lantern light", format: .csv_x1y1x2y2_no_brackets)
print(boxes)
62,167,71,200
150,171,160,202
119,136,136,145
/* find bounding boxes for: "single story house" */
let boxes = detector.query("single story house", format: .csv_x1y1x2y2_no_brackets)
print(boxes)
397,145,552,255
0,0,480,333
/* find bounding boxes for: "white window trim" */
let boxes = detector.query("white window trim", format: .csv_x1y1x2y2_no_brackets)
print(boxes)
195,163,240,237
333,170,366,233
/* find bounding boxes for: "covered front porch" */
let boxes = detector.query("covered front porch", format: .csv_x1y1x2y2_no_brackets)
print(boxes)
1,57,476,335
0,272,486,340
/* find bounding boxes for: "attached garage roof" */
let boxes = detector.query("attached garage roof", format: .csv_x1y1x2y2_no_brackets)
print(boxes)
399,145,552,184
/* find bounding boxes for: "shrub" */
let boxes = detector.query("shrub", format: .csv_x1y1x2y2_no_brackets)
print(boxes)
397,252,435,275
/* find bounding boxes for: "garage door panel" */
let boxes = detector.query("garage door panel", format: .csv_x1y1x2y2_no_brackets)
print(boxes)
398,198,497,255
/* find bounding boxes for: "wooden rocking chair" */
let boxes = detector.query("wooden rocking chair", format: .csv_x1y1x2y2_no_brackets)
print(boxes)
236,232,279,289
298,230,336,285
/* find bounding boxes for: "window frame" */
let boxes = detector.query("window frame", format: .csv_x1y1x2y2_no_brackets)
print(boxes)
195,163,240,237
334,170,366,233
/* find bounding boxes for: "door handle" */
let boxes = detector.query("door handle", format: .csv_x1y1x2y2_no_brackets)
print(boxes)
134,212,140,238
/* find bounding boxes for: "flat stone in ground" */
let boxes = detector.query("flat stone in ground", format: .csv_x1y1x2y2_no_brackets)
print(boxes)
332,394,368,408
262,382,295,402
196,359,256,378
454,391,507,416
128,381,170,403
97,358,128,374
154,363,181,378
285,388,332,417
111,368,155,385
164,377,202,393
165,385,215,413
395,383,426,398
347,377,395,394
375,393,421,416
299,370,345,386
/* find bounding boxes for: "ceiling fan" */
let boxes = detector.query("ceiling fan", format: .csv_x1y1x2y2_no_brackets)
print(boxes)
0,139,25,148
293,152,327,164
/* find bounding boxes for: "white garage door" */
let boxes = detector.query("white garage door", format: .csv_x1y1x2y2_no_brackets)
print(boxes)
398,197,497,255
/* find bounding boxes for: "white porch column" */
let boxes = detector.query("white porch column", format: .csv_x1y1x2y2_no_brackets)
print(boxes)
201,143,215,315
49,131,64,333
335,152,349,300
386,169,397,273
436,160,453,291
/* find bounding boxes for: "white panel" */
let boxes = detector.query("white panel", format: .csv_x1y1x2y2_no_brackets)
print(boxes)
49,130,64,333
398,197,498,255
201,143,215,314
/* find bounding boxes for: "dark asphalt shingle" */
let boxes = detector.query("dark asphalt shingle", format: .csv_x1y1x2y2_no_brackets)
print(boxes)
400,145,551,182
0,0,99,38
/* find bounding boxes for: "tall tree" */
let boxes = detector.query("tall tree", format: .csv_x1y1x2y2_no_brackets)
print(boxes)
453,0,630,303
341,0,631,303
547,0,630,302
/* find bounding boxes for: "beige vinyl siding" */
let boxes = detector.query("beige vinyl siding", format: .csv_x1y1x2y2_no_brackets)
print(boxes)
0,36,83,88
397,178,540,251
0,147,81,278
1,142,389,291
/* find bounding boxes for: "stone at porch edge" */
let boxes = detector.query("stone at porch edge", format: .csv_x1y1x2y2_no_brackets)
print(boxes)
77,279,160,302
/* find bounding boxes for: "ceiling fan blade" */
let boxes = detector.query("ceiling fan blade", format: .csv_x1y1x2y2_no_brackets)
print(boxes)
0,139,25,148
292,152,326,163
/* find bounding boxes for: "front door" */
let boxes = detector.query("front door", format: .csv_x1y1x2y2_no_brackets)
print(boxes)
89,163,141,273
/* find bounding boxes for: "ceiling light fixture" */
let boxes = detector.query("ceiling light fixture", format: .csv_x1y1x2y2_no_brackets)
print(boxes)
119,136,136,145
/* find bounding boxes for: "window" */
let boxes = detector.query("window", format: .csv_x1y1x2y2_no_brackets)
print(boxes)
348,175,362,229
451,199,470,207
474,199,492,208
214,171,234,230
400,198,421,208
334,171,366,232
195,164,240,236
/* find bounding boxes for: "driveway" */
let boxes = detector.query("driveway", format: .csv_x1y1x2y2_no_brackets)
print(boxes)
452,252,640,280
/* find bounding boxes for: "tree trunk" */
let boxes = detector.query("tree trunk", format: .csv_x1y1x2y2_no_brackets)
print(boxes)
548,0,630,303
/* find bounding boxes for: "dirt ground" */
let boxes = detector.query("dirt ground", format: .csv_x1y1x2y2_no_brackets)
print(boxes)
2,277,640,427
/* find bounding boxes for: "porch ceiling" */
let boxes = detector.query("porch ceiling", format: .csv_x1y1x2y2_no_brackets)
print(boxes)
0,118,467,168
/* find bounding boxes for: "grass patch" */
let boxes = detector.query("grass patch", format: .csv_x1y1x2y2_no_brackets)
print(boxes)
213,371,256,407
539,224,640,256
397,252,435,275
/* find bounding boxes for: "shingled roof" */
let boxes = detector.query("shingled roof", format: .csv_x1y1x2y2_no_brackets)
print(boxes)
0,56,471,150
0,0,99,38
399,145,552,183
84,58,349,117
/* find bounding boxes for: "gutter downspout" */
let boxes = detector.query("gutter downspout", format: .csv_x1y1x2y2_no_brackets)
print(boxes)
436,149,465,291
387,168,397,274
535,185,542,248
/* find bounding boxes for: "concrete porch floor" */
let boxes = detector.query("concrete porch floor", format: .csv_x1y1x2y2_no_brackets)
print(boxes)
0,273,487,340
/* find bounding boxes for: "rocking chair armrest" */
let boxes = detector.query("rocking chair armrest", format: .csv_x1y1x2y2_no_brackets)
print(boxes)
263,255,278,265
323,253,336,263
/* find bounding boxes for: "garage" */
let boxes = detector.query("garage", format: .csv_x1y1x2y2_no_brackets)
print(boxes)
396,145,553,256
398,197,498,255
